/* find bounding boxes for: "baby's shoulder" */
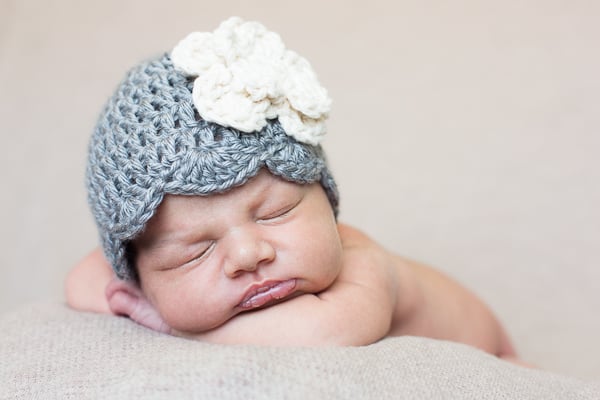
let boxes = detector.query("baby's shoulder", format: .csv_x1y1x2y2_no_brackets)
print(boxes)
338,223,393,276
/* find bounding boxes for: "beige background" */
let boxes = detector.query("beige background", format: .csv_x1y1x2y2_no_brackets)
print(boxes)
1,0,599,380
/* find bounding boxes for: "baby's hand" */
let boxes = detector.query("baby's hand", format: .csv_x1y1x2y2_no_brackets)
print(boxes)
105,278,172,334
66,249,173,334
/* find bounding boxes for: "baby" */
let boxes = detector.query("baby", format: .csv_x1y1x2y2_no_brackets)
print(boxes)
66,17,519,362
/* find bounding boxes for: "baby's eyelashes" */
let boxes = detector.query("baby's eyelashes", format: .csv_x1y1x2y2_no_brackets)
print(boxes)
178,241,216,269
257,199,302,223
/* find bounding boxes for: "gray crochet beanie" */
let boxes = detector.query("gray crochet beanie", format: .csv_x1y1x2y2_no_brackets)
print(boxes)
86,18,339,280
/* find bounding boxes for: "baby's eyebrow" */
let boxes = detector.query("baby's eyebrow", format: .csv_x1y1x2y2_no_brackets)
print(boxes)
137,224,209,252
134,233,181,253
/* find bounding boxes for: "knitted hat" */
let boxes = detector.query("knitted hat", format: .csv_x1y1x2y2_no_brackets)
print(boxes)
86,17,339,280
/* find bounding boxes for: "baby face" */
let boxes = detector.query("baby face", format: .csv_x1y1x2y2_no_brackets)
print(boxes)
132,170,343,334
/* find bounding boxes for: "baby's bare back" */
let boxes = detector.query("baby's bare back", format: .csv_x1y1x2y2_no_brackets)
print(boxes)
337,224,516,357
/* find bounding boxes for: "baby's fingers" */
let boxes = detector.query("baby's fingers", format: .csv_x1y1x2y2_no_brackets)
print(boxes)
105,278,172,334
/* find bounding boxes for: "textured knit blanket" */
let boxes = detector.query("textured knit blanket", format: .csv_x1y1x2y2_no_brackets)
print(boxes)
1,303,598,399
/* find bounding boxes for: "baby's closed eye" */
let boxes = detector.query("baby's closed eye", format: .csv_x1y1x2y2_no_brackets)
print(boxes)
256,191,305,223
148,241,216,271
257,201,299,222
176,241,217,269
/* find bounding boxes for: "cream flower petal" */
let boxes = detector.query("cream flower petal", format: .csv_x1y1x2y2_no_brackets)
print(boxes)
277,104,327,146
171,17,330,144
282,51,331,120
196,89,271,133
171,32,218,75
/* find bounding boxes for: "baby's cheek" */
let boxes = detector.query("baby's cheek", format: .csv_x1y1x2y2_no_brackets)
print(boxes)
305,235,343,288
157,300,187,329
155,292,198,331
155,291,233,334
140,281,192,330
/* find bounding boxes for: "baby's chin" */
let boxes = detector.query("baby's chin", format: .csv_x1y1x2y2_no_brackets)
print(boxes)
163,310,238,337
168,291,309,339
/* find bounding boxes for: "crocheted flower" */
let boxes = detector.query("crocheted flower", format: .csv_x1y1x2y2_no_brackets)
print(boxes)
171,17,331,145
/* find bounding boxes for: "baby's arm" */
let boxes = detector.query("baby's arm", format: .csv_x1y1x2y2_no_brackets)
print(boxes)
65,250,171,333
64,249,112,314
183,232,398,346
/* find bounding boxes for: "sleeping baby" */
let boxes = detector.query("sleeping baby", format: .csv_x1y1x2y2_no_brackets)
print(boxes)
66,17,521,364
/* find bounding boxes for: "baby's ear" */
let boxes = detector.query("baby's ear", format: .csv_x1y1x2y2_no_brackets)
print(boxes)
105,278,171,334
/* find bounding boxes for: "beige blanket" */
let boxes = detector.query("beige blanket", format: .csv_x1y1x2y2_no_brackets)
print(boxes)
1,303,598,399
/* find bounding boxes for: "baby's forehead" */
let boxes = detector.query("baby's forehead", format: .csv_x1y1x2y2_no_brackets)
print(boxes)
181,171,300,201
150,171,303,220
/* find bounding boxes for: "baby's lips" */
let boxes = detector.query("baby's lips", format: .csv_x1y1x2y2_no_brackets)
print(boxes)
239,279,297,309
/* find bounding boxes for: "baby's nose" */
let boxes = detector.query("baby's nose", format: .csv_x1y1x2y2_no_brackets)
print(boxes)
223,227,275,278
